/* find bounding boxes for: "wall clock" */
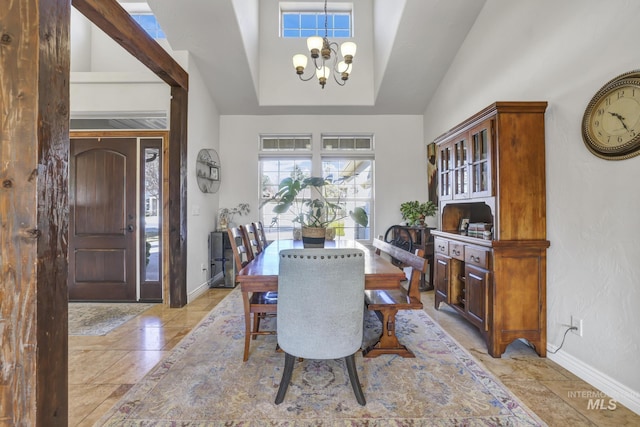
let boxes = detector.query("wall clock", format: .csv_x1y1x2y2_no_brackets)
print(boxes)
195,149,220,193
582,70,640,160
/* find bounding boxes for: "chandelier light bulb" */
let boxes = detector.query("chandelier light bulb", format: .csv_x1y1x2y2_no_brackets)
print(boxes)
316,66,330,88
292,54,308,74
337,61,350,81
340,42,357,63
316,66,330,80
307,36,323,58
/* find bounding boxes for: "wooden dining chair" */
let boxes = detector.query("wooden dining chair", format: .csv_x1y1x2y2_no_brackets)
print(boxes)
251,221,269,253
227,226,277,361
275,248,366,406
363,237,427,358
244,223,262,255
237,224,256,262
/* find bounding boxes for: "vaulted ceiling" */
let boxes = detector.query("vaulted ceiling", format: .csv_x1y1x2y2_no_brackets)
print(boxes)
141,0,485,115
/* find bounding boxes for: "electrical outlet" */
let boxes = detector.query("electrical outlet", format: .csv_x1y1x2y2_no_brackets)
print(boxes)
570,315,583,337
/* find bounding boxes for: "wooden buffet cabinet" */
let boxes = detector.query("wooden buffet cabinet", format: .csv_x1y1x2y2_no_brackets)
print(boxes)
431,102,549,358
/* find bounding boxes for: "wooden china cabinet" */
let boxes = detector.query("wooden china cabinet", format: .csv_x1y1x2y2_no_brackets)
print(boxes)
431,102,549,358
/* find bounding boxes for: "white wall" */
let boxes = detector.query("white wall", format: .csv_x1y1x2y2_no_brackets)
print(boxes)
184,54,222,301
219,115,429,236
423,0,640,413
71,8,92,72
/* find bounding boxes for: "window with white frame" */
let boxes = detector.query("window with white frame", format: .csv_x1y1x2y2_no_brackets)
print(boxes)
259,136,313,241
320,157,372,241
280,3,353,38
259,134,373,242
321,135,373,241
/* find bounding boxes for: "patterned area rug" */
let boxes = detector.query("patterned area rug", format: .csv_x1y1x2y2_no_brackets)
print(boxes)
68,302,155,336
98,289,546,426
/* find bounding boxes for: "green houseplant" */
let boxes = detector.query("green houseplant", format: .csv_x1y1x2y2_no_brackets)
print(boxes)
399,200,437,226
264,177,368,247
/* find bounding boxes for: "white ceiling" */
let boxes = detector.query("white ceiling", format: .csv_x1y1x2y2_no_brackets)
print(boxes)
142,0,486,115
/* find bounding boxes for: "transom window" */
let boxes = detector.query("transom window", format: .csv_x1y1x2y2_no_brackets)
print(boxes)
280,2,353,39
322,135,372,150
261,136,312,151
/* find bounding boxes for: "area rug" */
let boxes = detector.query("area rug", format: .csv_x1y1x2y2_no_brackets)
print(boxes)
98,289,546,426
68,302,155,336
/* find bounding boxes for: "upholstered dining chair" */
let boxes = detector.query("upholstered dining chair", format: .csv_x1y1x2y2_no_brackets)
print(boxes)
228,226,276,361
275,248,366,406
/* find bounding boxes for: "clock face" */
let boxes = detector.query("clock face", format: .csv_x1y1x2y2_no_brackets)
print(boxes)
582,72,640,159
588,81,640,150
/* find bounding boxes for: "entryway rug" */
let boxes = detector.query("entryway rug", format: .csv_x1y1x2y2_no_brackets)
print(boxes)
98,289,546,426
68,302,155,336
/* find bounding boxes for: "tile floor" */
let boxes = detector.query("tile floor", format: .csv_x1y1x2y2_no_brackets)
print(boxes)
69,288,639,426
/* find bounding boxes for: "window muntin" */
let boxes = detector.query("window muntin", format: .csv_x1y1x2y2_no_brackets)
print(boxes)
282,12,352,38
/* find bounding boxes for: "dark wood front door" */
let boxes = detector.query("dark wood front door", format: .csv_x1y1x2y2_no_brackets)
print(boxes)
68,138,137,301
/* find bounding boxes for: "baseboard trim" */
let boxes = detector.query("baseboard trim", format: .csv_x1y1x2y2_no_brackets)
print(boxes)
187,280,211,304
548,345,640,415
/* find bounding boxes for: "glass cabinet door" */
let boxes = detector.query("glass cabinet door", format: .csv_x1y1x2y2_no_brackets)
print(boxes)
469,120,492,198
452,136,468,199
438,143,452,200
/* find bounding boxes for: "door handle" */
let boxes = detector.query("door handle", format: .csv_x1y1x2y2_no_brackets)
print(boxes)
120,224,134,232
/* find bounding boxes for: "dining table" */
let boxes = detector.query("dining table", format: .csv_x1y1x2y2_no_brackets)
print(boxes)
235,239,409,359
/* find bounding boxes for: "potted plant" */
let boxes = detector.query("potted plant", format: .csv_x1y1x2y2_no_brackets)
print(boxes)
399,200,437,227
218,203,250,230
264,177,368,247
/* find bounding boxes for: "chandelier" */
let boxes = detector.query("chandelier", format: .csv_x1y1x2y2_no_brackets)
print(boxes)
291,0,357,89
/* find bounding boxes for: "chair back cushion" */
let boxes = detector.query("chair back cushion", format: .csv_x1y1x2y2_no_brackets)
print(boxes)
277,248,365,359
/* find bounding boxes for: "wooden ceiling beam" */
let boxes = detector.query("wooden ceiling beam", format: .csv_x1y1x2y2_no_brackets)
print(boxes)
72,0,188,90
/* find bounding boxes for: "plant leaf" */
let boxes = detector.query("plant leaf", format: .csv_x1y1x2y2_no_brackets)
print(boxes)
350,207,368,227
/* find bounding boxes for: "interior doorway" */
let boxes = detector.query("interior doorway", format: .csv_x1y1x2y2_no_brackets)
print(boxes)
69,131,167,302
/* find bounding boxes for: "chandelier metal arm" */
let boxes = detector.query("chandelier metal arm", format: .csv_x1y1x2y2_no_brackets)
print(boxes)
297,71,317,82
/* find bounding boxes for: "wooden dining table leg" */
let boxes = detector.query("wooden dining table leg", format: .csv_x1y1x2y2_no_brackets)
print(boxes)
362,308,415,358
242,291,252,362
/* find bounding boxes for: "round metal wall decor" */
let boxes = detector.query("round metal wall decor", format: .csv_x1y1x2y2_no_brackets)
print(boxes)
195,149,221,193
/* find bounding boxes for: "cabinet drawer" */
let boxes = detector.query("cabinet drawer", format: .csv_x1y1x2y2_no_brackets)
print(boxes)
465,246,490,268
450,242,464,260
434,238,449,255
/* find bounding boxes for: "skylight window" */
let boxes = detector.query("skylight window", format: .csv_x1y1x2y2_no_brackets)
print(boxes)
131,14,166,39
282,11,352,38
